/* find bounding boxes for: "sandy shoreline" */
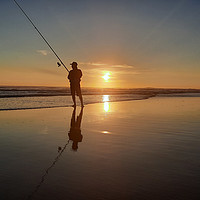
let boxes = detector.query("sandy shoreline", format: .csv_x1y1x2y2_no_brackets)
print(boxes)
0,97,200,200
1,92,200,112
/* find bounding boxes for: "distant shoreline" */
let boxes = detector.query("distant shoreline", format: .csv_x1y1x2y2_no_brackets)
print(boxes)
0,85,200,90
0,86,200,98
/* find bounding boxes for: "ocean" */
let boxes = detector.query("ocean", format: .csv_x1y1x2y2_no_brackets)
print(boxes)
0,86,200,111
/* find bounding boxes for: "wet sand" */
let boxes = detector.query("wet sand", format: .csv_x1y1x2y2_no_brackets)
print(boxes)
0,97,200,200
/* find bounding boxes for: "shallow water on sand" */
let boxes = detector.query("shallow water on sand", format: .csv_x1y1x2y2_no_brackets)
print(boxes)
0,97,200,200
0,94,147,111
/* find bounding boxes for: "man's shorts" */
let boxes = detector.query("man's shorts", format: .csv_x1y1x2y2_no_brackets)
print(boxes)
70,83,81,96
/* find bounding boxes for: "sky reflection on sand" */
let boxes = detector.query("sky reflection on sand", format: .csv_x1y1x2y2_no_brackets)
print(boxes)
0,97,200,199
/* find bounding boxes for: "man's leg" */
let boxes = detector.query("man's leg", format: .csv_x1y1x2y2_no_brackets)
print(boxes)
72,94,76,107
76,84,84,107
79,94,84,107
70,85,76,107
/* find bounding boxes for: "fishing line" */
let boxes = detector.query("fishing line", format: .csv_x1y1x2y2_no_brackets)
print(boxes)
27,140,70,200
13,0,69,72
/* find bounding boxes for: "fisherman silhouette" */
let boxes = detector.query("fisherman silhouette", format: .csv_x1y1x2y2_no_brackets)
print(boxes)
68,107,84,151
68,62,84,107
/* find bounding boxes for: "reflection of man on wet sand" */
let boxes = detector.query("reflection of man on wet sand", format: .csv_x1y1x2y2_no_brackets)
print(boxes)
68,107,84,151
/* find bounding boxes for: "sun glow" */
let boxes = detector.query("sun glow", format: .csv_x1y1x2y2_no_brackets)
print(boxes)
102,72,110,82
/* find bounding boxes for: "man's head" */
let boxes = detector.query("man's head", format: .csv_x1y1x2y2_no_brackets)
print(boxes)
70,62,78,70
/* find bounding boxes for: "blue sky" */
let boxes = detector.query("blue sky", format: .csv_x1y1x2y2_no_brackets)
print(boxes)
0,0,200,88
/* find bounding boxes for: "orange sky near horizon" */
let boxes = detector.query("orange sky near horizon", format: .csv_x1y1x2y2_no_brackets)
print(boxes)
1,63,199,88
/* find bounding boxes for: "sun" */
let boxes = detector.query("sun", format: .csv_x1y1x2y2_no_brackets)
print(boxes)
102,72,110,82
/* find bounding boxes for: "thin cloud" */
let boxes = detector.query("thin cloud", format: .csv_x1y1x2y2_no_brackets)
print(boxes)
80,62,141,75
80,62,107,66
81,62,135,69
37,50,49,56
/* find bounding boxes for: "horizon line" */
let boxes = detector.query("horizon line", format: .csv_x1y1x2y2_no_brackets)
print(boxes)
0,85,200,90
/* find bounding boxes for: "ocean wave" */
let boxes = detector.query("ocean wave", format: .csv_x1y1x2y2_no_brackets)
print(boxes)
0,94,150,111
0,87,200,111
0,86,199,98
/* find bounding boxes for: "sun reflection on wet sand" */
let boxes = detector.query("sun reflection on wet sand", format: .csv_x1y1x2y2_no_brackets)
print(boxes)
104,102,110,112
101,131,111,134
103,95,110,112
103,95,109,102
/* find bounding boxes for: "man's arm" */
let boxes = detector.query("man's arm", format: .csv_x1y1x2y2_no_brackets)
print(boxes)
79,69,82,78
68,71,71,80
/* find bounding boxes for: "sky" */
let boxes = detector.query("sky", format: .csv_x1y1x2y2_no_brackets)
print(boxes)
0,0,200,88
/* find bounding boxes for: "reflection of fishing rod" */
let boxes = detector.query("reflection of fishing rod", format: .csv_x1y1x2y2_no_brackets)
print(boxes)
27,140,70,200
13,0,69,72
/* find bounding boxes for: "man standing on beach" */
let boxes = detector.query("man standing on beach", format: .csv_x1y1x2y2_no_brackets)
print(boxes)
68,62,84,107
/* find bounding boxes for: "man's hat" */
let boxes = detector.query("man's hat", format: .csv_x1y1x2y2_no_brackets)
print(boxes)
70,62,78,66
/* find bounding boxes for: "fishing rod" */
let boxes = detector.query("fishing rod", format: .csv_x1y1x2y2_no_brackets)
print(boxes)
13,0,69,72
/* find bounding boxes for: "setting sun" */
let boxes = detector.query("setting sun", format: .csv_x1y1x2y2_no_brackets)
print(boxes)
102,72,111,82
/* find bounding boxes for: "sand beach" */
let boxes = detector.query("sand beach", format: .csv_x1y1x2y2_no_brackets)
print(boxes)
0,96,200,200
